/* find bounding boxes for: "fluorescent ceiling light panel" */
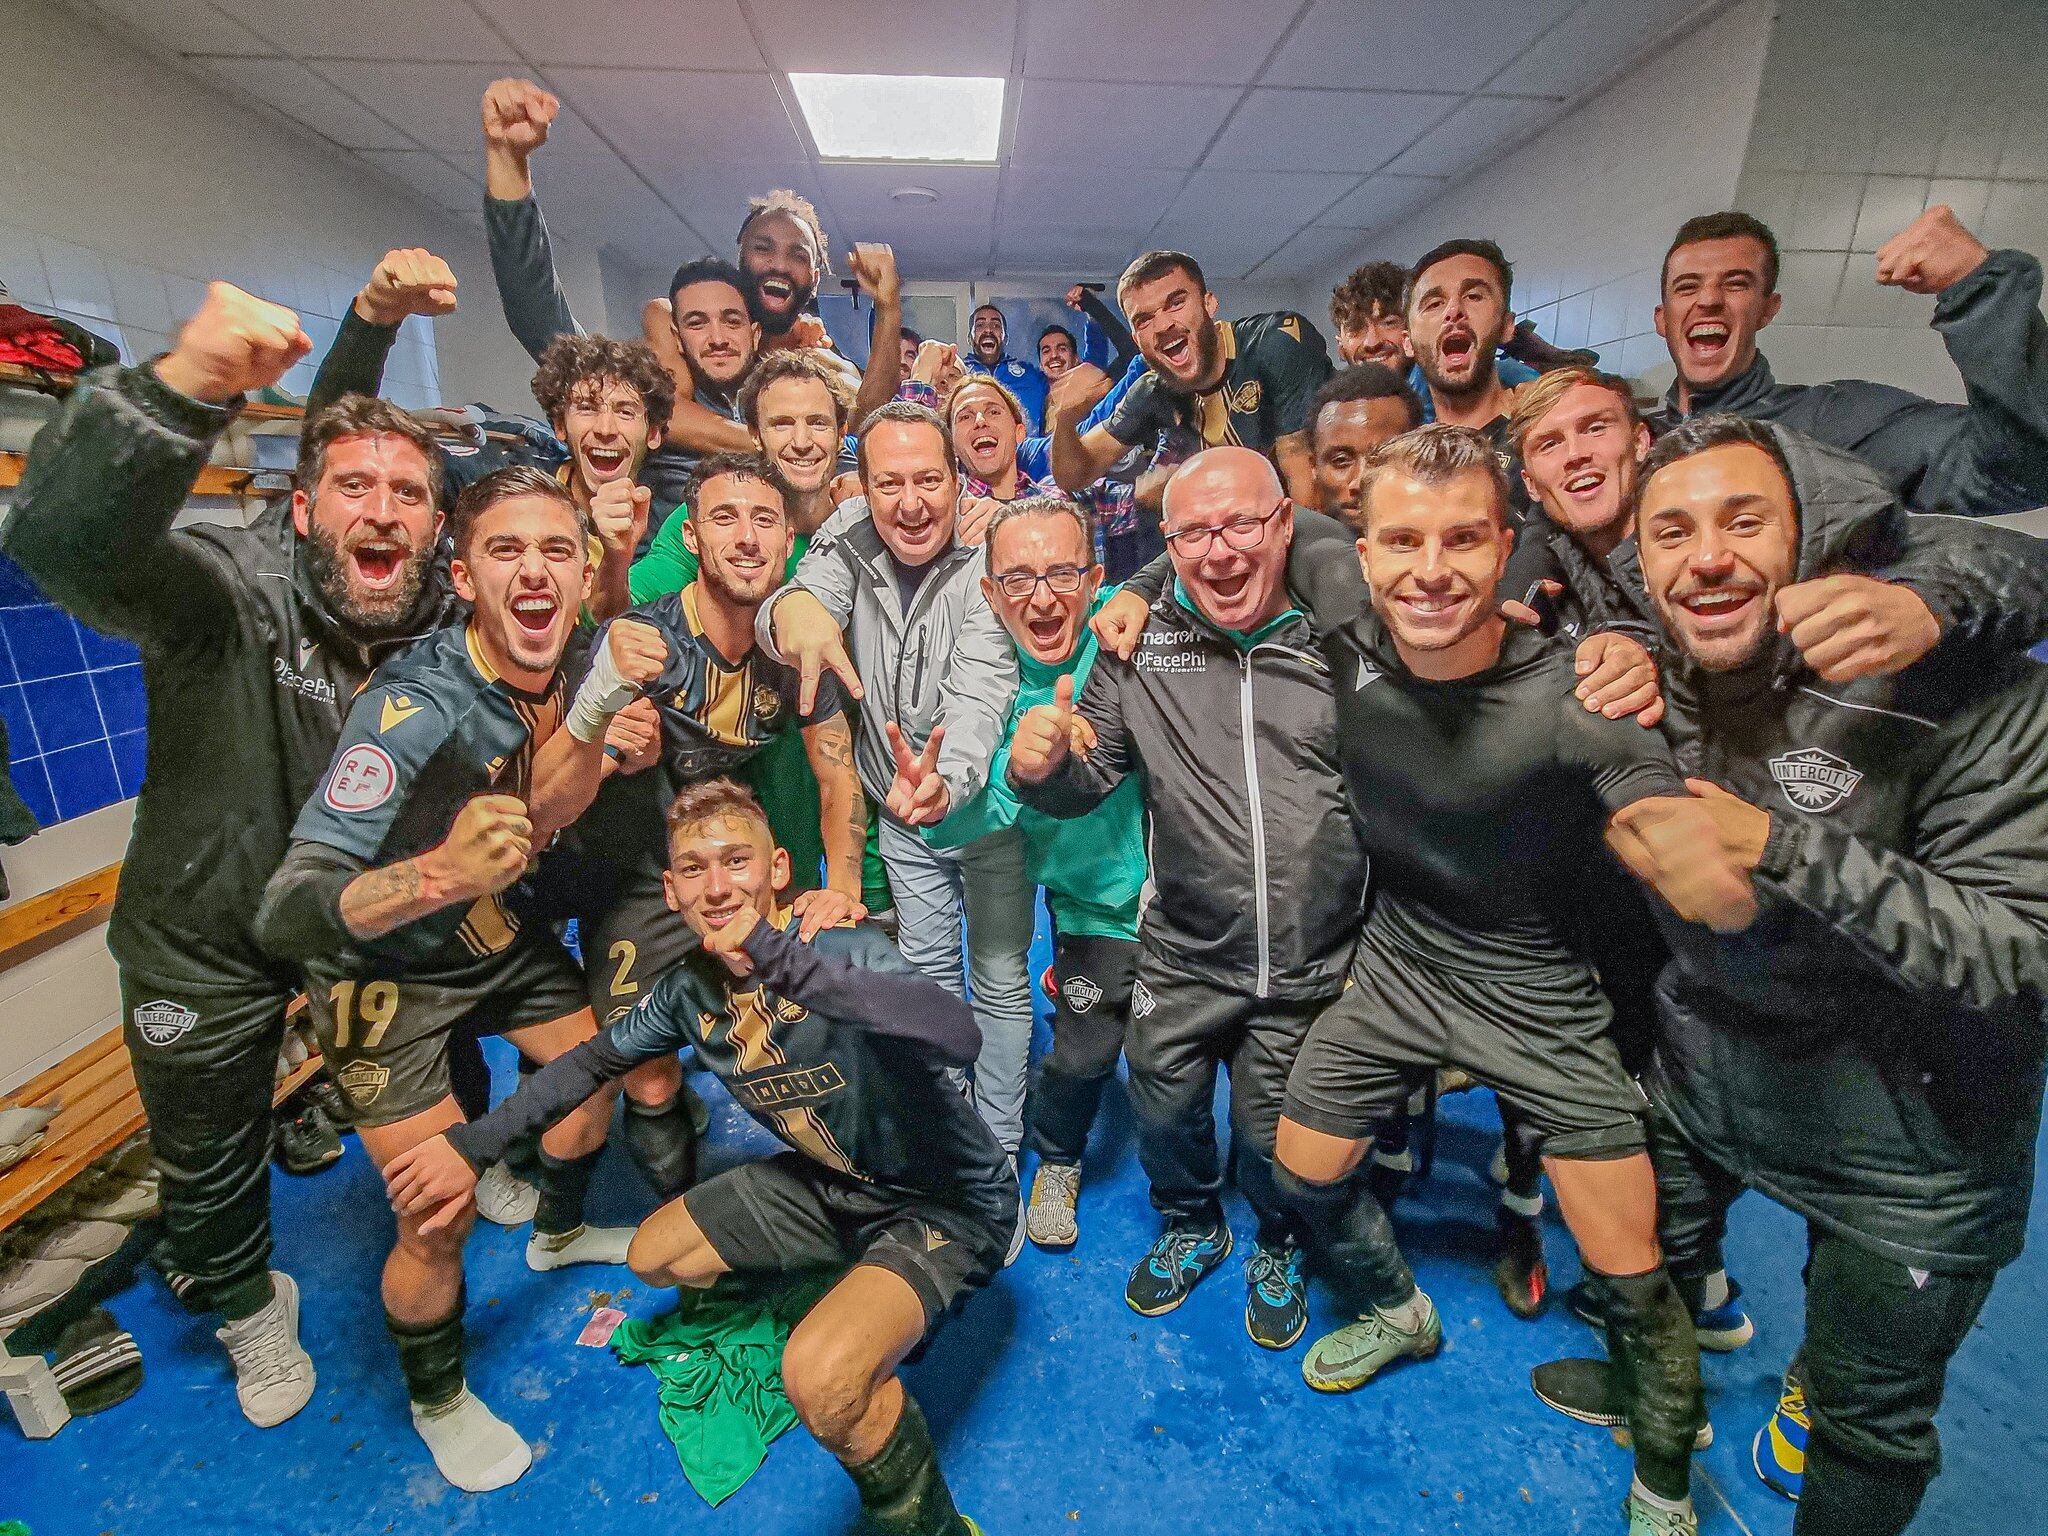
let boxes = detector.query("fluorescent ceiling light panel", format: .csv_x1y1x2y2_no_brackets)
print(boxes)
790,73,1004,162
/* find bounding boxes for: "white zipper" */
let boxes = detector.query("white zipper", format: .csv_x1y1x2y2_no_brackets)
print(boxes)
1238,650,1270,998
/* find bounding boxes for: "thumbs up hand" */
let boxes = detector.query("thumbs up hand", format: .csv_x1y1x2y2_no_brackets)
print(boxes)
1009,672,1080,784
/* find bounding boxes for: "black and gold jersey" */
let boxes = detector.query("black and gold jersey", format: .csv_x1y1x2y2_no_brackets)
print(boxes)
287,621,564,965
1103,310,1333,456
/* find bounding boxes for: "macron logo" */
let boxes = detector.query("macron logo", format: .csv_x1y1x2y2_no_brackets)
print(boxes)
1356,660,1383,691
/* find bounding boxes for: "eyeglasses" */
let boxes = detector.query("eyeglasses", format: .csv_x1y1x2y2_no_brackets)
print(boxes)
1163,501,1287,558
993,565,1088,601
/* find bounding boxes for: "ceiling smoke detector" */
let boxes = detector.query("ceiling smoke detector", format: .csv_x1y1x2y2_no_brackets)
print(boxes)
890,186,940,204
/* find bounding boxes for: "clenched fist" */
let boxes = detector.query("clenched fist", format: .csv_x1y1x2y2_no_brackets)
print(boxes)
1046,361,1112,423
605,617,669,690
849,243,901,307
1875,204,1991,296
357,248,458,327
1774,573,1940,682
701,899,763,977
426,794,533,903
482,78,559,159
604,696,662,774
590,479,653,555
154,282,311,405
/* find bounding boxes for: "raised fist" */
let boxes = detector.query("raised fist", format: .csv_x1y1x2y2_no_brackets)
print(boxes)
590,479,652,555
1065,284,1089,310
849,243,901,307
1046,360,1112,423
429,794,533,902
482,78,559,159
357,248,458,327
154,281,311,404
604,696,662,773
1875,204,1991,296
700,899,763,976
605,616,669,690
911,338,957,388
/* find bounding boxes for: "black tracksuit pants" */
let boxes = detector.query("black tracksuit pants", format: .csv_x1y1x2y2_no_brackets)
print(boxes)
1027,931,1138,1165
1651,1107,1996,1536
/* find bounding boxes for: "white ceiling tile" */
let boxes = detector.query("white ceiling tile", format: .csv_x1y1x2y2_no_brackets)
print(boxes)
604,213,714,274
1021,0,1297,85
647,162,832,249
212,0,517,61
1157,169,1360,235
548,67,806,165
468,0,763,69
1010,79,1237,170
999,167,1186,230
1489,0,1706,97
357,150,482,214
88,0,274,56
312,61,607,155
1317,173,1449,230
1266,0,1581,93
1205,89,1461,174
748,0,1019,75
199,57,414,150
818,165,1002,236
1249,226,1371,283
994,224,1149,276
1380,95,1558,177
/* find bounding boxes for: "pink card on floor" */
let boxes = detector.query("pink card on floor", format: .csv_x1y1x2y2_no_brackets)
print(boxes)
577,1306,626,1347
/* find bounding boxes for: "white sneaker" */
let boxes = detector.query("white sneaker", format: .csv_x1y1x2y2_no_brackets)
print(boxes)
473,1162,539,1227
525,1224,634,1271
412,1386,531,1492
215,1270,315,1427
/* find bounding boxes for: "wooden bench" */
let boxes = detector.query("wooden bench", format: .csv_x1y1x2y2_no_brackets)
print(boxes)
0,863,316,1436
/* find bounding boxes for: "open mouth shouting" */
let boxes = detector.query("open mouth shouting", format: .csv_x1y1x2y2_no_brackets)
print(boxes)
890,508,943,559
1155,328,1196,377
756,275,797,314
347,533,411,594
509,588,562,643
581,442,631,483
1682,319,1733,371
1022,609,1069,656
1435,325,1478,376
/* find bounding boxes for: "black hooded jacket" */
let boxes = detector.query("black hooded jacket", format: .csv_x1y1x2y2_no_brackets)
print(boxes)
1646,425,2048,1273
2,364,457,977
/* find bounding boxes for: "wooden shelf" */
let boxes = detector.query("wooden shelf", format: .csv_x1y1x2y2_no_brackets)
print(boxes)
0,864,119,971
0,448,256,497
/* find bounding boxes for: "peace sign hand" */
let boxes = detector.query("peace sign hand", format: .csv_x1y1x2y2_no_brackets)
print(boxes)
884,722,951,827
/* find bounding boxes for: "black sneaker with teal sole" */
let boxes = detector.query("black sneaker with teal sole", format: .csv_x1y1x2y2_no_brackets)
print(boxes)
1243,1241,1307,1349
1125,1221,1234,1316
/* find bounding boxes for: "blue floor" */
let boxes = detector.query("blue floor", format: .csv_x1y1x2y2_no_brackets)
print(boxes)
11,939,2047,1535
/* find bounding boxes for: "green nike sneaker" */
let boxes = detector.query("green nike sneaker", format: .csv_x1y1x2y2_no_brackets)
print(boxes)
1301,1292,1441,1392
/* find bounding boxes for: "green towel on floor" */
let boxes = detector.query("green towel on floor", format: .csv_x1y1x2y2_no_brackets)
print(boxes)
612,1274,833,1506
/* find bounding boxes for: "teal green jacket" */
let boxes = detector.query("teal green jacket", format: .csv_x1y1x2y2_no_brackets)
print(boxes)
925,592,1147,941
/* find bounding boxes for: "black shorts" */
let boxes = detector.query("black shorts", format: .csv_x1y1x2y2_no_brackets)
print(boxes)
685,1152,1012,1340
579,864,702,1026
303,936,590,1127
1283,922,1645,1160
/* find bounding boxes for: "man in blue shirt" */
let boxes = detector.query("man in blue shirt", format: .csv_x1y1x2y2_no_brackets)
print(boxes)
965,304,1050,434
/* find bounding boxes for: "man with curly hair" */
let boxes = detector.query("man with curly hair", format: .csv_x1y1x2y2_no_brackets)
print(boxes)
528,333,675,622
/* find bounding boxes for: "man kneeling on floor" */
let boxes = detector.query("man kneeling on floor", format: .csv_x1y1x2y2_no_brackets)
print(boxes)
383,779,1016,1535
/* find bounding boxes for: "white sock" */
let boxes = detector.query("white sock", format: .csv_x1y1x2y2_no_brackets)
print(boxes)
412,1387,531,1493
1699,1269,1731,1309
1375,1289,1432,1334
1500,1189,1544,1218
1629,1476,1692,1515
526,1224,634,1270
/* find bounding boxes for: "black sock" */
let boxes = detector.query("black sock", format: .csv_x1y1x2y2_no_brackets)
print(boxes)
1590,1266,1702,1503
622,1095,698,1201
534,1147,603,1237
1795,1430,1931,1536
387,1297,466,1411
1273,1164,1416,1310
844,1392,965,1536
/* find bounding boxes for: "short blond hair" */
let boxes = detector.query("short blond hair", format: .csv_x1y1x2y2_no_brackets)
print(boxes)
1507,366,1641,457
666,778,772,849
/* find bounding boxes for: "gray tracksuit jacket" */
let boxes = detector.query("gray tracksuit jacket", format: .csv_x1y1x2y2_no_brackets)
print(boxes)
1651,249,2048,516
756,498,1018,817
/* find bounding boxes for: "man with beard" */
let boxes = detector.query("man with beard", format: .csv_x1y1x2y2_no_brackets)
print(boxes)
1331,261,1414,373
886,496,1148,1249
1037,324,1079,379
946,376,1057,536
1652,206,2048,515
380,778,1013,1536
546,452,867,1196
526,333,677,621
255,466,664,1491
1009,448,1365,1350
1261,426,1751,1536
479,78,903,517
1050,251,1332,508
1,283,456,1429
1309,364,1425,532
1570,416,2048,1535
1405,240,1523,441
962,303,1050,434
757,403,1029,1167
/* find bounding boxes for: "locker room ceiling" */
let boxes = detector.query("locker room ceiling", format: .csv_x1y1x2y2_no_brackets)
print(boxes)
73,0,1723,284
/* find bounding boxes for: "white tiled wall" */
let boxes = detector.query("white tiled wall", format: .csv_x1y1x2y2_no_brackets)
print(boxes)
1298,0,1776,395
0,0,656,411
1731,0,2048,404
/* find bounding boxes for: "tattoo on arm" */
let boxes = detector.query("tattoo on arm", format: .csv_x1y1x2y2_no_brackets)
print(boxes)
338,858,429,939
